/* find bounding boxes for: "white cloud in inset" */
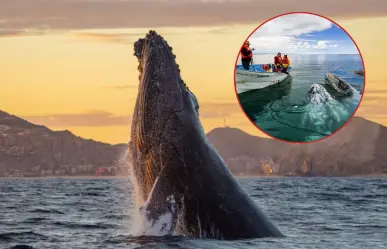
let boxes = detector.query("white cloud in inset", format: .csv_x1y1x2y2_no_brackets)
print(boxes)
313,41,328,49
251,14,332,37
248,13,356,54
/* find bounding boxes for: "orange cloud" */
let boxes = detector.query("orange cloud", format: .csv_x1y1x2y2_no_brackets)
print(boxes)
22,111,131,127
69,28,233,44
102,84,138,90
199,102,243,118
0,0,386,30
71,33,133,44
19,101,244,128
0,26,52,37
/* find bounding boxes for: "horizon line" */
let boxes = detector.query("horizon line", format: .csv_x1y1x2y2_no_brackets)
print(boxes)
252,52,360,55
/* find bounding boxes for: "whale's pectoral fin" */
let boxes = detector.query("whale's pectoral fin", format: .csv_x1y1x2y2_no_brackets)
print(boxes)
140,186,180,235
139,143,185,235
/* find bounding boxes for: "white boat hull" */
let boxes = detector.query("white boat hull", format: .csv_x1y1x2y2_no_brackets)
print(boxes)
235,69,290,93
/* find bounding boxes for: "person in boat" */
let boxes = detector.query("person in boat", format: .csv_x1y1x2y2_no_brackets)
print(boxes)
240,40,254,70
282,54,290,68
274,52,283,72
281,54,290,74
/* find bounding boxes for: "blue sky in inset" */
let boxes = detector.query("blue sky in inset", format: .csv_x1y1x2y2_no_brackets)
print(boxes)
298,24,344,40
249,13,359,54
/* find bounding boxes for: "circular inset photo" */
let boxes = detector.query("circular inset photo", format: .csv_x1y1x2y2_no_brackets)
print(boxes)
234,12,365,143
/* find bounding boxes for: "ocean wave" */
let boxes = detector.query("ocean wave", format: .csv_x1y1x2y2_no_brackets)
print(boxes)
0,231,48,242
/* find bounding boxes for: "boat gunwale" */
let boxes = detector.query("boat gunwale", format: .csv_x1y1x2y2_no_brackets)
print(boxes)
235,64,293,75
236,70,291,76
235,74,291,87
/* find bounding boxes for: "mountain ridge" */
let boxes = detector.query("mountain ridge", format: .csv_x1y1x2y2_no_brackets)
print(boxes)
0,110,127,177
0,110,386,177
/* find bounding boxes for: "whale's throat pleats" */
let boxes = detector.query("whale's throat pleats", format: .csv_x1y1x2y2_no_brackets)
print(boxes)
143,152,161,200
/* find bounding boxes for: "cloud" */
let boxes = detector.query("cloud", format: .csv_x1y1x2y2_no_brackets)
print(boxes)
23,111,131,127
0,0,386,31
21,103,244,128
102,84,138,90
251,13,333,37
313,41,328,49
0,29,25,37
69,30,191,44
0,26,52,37
248,13,355,54
71,32,133,44
199,102,242,118
69,27,236,44
356,86,387,120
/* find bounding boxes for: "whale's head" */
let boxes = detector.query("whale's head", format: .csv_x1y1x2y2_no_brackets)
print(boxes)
307,84,333,105
130,30,200,201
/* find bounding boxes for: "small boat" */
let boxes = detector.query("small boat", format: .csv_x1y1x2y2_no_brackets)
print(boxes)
324,72,354,96
235,64,292,93
353,69,364,76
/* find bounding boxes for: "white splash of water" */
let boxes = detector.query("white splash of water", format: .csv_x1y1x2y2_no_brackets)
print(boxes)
138,194,177,236
305,86,350,132
129,164,177,237
350,87,361,102
131,171,176,236
127,148,147,236
113,148,134,233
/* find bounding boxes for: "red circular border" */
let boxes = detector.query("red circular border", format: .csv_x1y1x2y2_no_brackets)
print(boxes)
233,11,366,144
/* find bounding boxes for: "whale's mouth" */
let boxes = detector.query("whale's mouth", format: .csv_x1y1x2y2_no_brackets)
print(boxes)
130,30,200,201
134,30,180,84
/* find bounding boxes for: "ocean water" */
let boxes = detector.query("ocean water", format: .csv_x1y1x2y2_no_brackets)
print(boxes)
1,177,386,249
236,54,365,142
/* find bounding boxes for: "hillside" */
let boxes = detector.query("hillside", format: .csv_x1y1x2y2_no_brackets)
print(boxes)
0,111,127,176
207,117,387,176
1,110,386,177
206,127,289,174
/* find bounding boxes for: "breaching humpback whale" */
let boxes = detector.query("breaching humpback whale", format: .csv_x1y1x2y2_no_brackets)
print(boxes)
128,30,283,240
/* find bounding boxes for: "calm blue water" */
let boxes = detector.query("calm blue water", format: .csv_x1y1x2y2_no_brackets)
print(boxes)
1,177,386,249
237,54,365,142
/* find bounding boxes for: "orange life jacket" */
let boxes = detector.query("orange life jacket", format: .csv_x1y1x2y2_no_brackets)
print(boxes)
240,45,253,59
262,64,268,71
282,57,290,65
274,56,282,64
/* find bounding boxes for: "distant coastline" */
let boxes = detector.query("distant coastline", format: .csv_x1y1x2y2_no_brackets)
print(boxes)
0,175,131,180
1,110,387,178
1,174,386,180
251,52,360,55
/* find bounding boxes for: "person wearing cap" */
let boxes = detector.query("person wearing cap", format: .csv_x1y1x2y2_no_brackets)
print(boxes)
240,41,254,70
274,52,283,72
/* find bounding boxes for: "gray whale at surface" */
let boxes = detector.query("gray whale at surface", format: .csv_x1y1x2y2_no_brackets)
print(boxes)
307,84,333,105
353,69,364,76
128,30,283,240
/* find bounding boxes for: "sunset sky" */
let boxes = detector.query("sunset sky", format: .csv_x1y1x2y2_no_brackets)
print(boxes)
1,0,387,144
